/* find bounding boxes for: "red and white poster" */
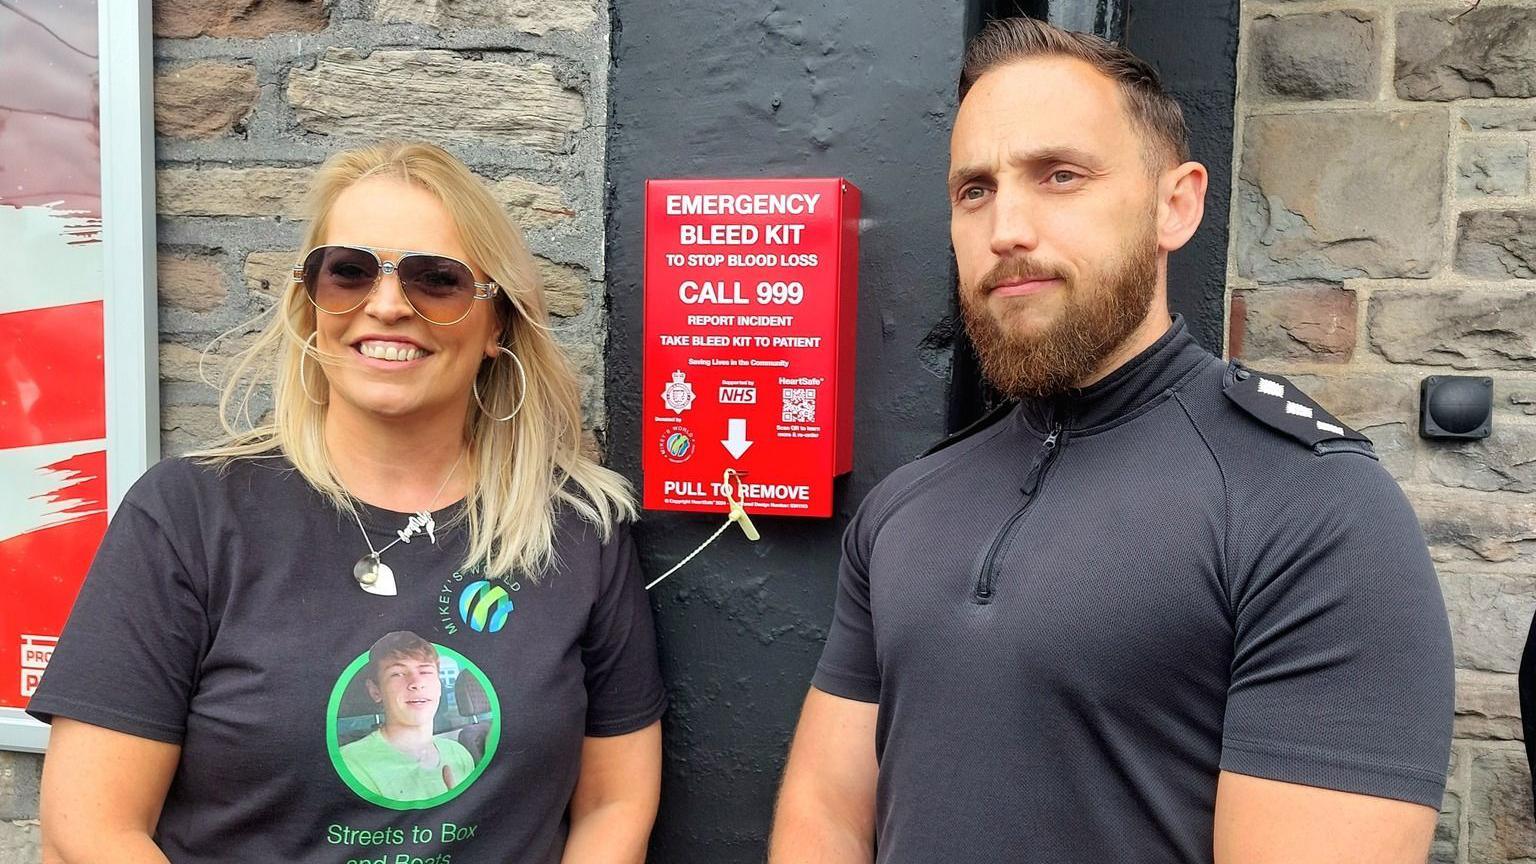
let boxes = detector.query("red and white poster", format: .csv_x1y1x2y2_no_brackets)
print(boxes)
0,0,162,755
642,178,860,519
0,0,107,716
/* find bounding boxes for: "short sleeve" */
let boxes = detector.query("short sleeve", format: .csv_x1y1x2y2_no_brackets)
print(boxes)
581,521,666,736
26,497,210,744
811,500,880,703
1221,453,1454,807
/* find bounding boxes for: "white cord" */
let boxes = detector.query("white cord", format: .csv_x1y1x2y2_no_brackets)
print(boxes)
645,521,734,591
646,469,760,591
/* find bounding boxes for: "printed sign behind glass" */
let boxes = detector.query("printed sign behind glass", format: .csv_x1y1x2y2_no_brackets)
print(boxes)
0,0,106,711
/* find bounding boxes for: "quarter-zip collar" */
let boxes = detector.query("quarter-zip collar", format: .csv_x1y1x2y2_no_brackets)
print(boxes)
1018,315,1210,436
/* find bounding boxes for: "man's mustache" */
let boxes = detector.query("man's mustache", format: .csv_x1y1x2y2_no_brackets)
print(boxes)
976,258,1069,294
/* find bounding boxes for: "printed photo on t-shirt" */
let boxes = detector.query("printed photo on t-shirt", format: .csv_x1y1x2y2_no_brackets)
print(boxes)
326,630,500,810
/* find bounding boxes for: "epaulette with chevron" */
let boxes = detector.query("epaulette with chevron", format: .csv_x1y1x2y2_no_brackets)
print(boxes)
1224,364,1375,457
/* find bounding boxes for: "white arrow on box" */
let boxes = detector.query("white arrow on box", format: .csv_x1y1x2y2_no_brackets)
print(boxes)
722,418,754,459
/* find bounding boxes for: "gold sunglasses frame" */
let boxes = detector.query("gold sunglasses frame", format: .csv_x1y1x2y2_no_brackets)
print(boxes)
292,244,501,327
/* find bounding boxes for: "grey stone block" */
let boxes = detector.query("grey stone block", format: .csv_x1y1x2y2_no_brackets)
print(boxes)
1370,289,1536,370
287,49,585,153
0,752,41,821
1398,6,1536,101
154,0,327,38
1469,748,1536,862
1431,786,1460,864
1456,210,1536,279
1249,11,1379,101
1439,573,1536,674
1458,140,1530,197
373,0,596,34
1463,104,1536,132
1285,372,1417,421
157,166,315,220
0,820,40,864
1414,494,1536,565
154,63,259,140
1231,282,1356,362
1427,424,1536,494
1456,671,1523,741
1236,111,1447,282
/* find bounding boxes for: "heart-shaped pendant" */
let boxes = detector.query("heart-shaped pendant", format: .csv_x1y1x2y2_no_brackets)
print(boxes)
353,554,397,596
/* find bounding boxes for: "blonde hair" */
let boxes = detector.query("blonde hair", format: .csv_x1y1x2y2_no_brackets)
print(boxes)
196,140,635,581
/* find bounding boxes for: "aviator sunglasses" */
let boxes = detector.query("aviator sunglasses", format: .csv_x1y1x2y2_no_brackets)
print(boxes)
294,244,501,326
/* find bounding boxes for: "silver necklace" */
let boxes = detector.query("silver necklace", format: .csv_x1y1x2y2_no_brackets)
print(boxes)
345,452,464,596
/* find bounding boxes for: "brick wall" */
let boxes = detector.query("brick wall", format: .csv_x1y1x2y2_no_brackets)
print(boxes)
1229,1,1536,860
0,0,609,858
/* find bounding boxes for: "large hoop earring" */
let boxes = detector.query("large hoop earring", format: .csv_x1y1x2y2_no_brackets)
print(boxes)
298,332,327,406
473,346,527,423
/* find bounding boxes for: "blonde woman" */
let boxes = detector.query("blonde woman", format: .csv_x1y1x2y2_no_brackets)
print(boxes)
31,141,664,863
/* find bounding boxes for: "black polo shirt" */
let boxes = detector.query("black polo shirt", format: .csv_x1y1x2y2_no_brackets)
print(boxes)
814,318,1454,863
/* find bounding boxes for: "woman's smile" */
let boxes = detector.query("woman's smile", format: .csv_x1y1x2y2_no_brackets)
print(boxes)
350,335,434,369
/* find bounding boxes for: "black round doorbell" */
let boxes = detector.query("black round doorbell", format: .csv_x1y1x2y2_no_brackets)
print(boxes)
1420,376,1493,440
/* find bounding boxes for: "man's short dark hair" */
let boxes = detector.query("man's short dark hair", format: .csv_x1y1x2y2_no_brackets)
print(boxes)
366,630,439,682
959,17,1191,168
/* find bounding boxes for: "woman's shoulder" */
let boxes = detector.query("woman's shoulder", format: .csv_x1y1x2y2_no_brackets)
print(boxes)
550,500,636,553
122,453,300,518
533,502,637,586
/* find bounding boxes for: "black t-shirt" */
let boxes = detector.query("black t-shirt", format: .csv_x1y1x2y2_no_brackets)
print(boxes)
813,320,1454,863
29,456,666,864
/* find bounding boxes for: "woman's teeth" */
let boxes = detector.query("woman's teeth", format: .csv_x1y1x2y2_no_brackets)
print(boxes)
358,342,426,362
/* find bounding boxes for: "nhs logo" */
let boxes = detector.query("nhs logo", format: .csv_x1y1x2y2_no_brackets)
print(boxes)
719,385,757,405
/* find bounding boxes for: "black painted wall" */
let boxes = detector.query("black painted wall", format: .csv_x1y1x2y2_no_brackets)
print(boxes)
605,2,968,860
1124,0,1238,353
604,2,1236,860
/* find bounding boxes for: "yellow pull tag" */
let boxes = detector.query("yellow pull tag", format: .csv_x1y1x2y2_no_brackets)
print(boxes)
721,469,760,542
728,498,760,541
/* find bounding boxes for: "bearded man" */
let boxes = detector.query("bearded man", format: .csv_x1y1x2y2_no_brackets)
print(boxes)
768,17,1453,864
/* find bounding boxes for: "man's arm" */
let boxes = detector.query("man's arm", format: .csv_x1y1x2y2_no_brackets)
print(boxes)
768,688,879,864
1214,771,1437,864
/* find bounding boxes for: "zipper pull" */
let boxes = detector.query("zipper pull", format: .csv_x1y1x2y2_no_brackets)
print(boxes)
1021,425,1062,496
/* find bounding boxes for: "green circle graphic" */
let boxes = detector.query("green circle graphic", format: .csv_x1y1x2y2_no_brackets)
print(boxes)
326,644,502,811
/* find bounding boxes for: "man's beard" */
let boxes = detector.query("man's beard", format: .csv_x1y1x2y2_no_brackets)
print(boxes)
959,222,1158,400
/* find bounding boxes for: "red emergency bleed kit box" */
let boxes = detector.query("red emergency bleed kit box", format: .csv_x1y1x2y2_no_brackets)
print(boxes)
642,178,860,518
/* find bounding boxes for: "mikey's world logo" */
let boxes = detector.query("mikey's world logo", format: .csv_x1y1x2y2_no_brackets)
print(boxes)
459,581,513,633
438,569,519,635
660,425,696,463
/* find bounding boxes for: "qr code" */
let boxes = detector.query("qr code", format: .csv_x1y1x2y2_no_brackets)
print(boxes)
782,388,817,423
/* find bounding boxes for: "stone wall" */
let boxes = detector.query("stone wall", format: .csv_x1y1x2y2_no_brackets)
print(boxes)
0,0,610,858
1230,0,1536,860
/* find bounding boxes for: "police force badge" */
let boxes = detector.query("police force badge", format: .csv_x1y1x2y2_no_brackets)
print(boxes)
662,370,696,414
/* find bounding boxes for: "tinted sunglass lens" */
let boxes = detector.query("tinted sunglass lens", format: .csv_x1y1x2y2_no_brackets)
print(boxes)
398,255,476,323
304,246,379,312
